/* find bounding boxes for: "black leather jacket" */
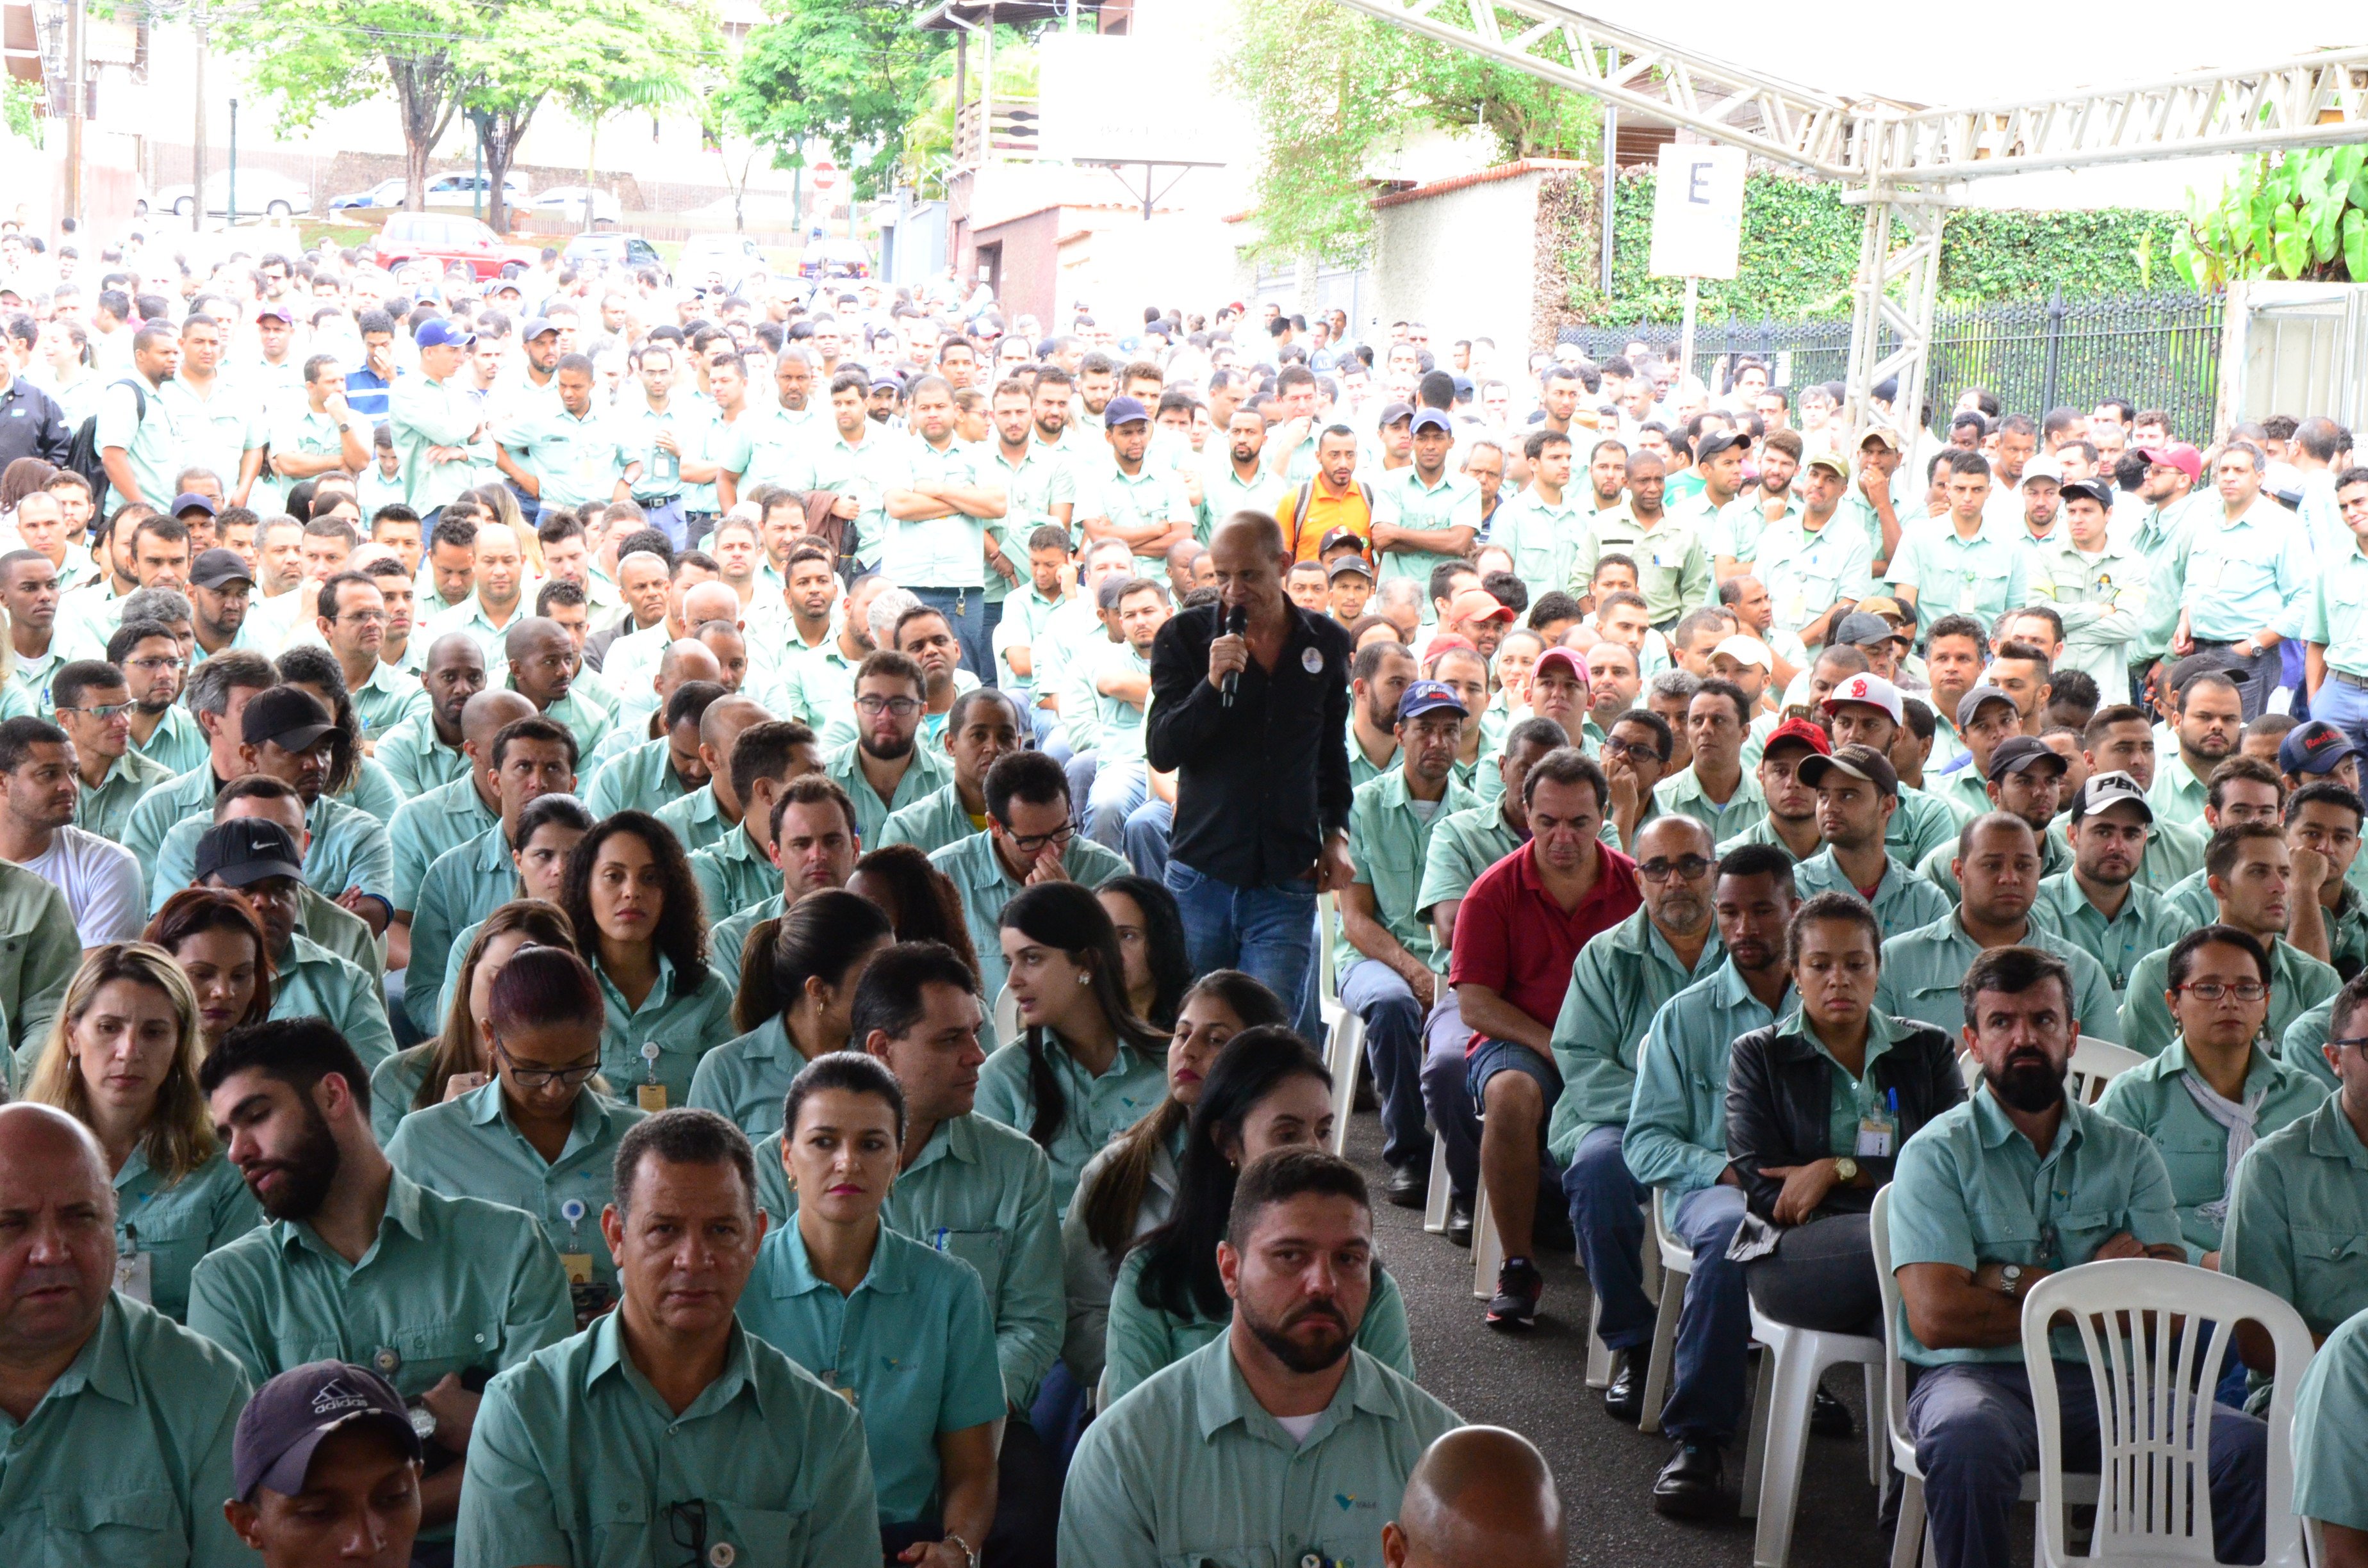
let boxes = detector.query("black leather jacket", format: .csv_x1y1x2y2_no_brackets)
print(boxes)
1724,1015,1965,1223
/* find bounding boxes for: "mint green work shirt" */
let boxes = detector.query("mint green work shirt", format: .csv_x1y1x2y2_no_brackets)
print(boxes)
268,931,396,1067
824,738,951,851
300,885,381,983
94,372,181,507
1575,504,1714,624
609,400,716,505
2145,753,2209,831
390,373,488,514
422,594,535,667
1623,962,1791,1194
457,1311,878,1568
1413,800,1524,931
347,657,423,742
686,1014,810,1141
714,892,787,990
793,427,898,568
2303,540,2368,677
1884,1089,2181,1365
2182,496,2311,642
1090,642,1153,766
2032,873,2190,998
754,1111,1065,1409
1652,766,1768,842
404,823,520,1036
112,1147,261,1325
645,783,727,857
980,443,1075,605
497,401,617,509
1886,516,2030,637
1076,460,1194,570
74,747,175,843
2282,997,2341,1091
386,1080,645,1288
2028,538,2151,683
1058,1334,1459,1568
688,824,776,926
596,950,734,1107
1913,823,2072,902
388,774,499,914
1372,467,1483,591
2294,1310,2368,1531
2092,1036,2325,1261
975,1034,1165,1218
1343,769,1477,976
122,763,228,901
2118,936,2338,1059
368,1043,435,1147
2126,498,2199,664
585,733,693,818
1101,1245,1415,1406
878,780,986,856
1754,509,1879,639
1875,912,2121,1043
156,377,260,497
1493,486,1588,602
0,859,92,1072
928,828,1128,1006
1793,846,1954,940
738,1222,1006,1524
724,404,826,493
147,790,394,916
1545,907,1727,1165
1886,785,1964,865
130,703,209,778
881,435,1001,589
0,1293,251,1568
535,681,614,760
2045,812,2206,895
373,710,472,799
2223,1093,2368,1336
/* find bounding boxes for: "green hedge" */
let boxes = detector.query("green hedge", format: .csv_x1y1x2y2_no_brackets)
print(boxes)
1568,172,2187,322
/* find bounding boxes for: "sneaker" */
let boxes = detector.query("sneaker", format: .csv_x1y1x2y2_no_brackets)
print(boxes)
1485,1256,1543,1329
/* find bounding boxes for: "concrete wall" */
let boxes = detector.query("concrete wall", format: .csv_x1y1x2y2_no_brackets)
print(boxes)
971,206,1066,331
1369,161,1596,357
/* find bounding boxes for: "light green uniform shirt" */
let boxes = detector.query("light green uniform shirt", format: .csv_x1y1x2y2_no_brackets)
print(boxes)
404,823,522,1036
880,434,1001,589
1546,906,1727,1165
368,1043,435,1147
130,703,209,778
2028,537,2151,682
457,1310,878,1568
1090,641,1153,767
688,825,776,926
1793,845,1954,940
1493,485,1588,602
596,951,734,1108
1076,461,1195,571
1059,1334,1459,1568
2092,1036,2325,1261
2294,1309,2368,1531
823,739,951,851
1624,962,1789,1194
878,780,987,856
94,372,182,507
147,788,394,915
928,828,1128,1008
723,404,826,494
1575,503,1714,624
1372,467,1483,592
156,376,260,496
1652,765,1768,842
1102,1246,1415,1405
2281,996,2341,1091
2119,936,2338,1059
0,860,86,1077
1753,509,1879,638
1413,801,1524,932
2032,872,2191,999
390,373,489,514
1884,1089,2181,1365
268,931,396,1067
347,656,423,741
111,1148,262,1325
2303,539,2368,676
975,1034,1165,1218
685,1015,810,1141
1886,516,2031,637
73,747,175,843
2126,498,2198,665
0,1293,252,1568
738,1222,1007,1524
585,733,693,819
609,399,716,505
497,401,616,509
2223,1093,2368,1336
372,710,472,799
1875,911,2121,1042
651,783,732,856
714,892,787,990
1914,822,2072,902
1343,769,1476,977
2044,813,2206,895
388,775,499,915
2145,753,2209,830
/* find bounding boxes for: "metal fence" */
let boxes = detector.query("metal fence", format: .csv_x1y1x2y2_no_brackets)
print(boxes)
1561,288,2225,436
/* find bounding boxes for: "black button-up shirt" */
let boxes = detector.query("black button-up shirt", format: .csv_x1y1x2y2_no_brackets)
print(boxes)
0,377,70,470
1147,601,1352,888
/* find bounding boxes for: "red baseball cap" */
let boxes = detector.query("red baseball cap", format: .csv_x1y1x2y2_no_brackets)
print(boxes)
1447,589,1515,625
1761,717,1833,760
1533,646,1590,683
2141,444,2201,484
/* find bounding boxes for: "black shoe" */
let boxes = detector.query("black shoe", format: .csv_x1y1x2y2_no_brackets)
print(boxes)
1602,1355,1644,1421
1486,1257,1543,1329
1650,1440,1725,1521
1445,1198,1473,1248
1532,1200,1575,1255
1385,1161,1428,1209
1811,1382,1854,1439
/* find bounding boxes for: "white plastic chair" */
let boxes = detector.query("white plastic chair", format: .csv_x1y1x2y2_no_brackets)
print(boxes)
2066,1036,2146,1106
1315,894,1363,1157
1470,1180,1503,1299
1422,1136,1453,1234
992,984,1018,1045
1639,1188,1694,1434
1739,1294,1886,1566
2021,1259,2312,1568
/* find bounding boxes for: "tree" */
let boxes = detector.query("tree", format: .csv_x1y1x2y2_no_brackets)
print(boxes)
1222,0,1595,266
725,0,954,201
2175,145,2368,289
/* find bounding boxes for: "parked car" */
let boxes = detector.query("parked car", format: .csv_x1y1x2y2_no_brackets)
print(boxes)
530,186,623,225
368,212,540,281
142,170,313,220
676,233,770,292
798,236,873,280
423,172,532,210
327,177,407,211
561,232,668,282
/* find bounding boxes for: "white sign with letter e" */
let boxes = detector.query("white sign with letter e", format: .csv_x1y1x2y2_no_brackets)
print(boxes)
1648,143,1747,281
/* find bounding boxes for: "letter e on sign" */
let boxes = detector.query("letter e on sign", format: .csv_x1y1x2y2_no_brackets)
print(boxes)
1649,143,1748,281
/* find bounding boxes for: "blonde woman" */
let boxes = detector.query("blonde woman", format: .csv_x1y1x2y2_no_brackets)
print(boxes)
24,943,263,1321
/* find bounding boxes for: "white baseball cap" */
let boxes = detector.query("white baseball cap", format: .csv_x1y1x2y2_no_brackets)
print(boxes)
1711,635,1773,671
1820,671,1904,725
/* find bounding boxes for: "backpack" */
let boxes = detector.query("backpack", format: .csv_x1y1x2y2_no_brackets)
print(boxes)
62,379,151,504
1288,477,1376,559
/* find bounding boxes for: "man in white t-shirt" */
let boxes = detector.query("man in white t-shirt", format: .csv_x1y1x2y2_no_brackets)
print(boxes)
0,714,143,944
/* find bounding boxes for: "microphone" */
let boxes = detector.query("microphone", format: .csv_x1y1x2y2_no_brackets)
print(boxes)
1221,603,1247,708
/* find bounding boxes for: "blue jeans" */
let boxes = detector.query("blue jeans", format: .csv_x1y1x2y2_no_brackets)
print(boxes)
1122,798,1171,881
1908,1359,2267,1568
613,495,688,549
1164,860,1317,1034
1662,1184,1752,1444
912,586,991,683
1420,994,1479,1204
1563,1123,1652,1353
2314,673,2368,759
1086,761,1146,851
1338,958,1432,1170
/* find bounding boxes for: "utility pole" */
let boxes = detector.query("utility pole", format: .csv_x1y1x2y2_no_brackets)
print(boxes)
63,0,85,224
192,0,208,232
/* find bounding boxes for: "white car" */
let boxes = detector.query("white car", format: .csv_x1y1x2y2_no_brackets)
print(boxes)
675,233,771,293
142,169,313,220
530,186,622,225
327,177,407,211
422,172,531,210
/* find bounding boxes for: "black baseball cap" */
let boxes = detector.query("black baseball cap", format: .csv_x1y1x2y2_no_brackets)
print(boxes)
234,1361,421,1503
169,491,219,518
193,819,306,888
1800,742,1900,798
190,548,254,591
1696,430,1750,463
1986,735,2068,783
240,687,335,752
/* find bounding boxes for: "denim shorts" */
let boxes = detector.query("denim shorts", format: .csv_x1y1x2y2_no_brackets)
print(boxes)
1465,1036,1563,1107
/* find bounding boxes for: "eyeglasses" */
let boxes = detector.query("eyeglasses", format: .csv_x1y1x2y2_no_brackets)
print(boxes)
2329,1036,2368,1054
854,695,921,717
491,1038,602,1090
1003,822,1074,856
56,701,133,721
1600,735,1659,761
336,609,388,625
1636,854,1714,883
667,1500,707,1568
2173,981,2269,1002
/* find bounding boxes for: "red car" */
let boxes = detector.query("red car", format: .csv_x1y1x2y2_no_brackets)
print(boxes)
368,212,541,281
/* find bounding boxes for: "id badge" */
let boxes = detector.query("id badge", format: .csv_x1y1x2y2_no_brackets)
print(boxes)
113,1250,154,1303
1855,1114,1896,1160
560,1253,595,1286
637,1084,669,1111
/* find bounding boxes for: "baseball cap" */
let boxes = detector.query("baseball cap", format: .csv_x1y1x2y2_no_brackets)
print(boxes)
2021,455,2065,486
1446,589,1514,625
2281,720,2360,778
169,491,219,518
1328,555,1374,582
1821,672,1903,724
241,687,336,752
1102,395,1150,429
1859,426,1907,452
1378,401,1415,427
1317,527,1367,557
1804,452,1850,479
1955,683,2018,730
414,318,475,350
1409,409,1453,436
1695,430,1748,463
193,819,306,890
2074,770,2154,823
1711,634,1772,671
1533,646,1589,684
1800,742,1900,797
521,316,557,340
2060,478,2114,509
2141,443,2201,484
1836,611,1905,648
1856,594,1912,625
252,303,292,325
1397,679,1468,721
1986,734,2068,782
234,1361,422,1504
190,548,254,591
1761,715,1833,760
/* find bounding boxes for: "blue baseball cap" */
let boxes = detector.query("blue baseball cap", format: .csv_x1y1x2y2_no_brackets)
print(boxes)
1103,395,1151,429
1409,409,1453,436
1397,680,1468,721
414,318,475,350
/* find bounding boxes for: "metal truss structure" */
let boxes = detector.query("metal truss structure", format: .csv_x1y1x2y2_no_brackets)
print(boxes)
1327,0,2368,425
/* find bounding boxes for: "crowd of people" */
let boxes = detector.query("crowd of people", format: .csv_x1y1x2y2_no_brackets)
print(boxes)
0,208,2364,1568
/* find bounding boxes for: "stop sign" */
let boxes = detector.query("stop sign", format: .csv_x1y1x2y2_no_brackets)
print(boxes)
811,161,839,192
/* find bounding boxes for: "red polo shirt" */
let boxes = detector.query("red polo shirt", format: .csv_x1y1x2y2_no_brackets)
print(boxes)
1449,838,1642,1052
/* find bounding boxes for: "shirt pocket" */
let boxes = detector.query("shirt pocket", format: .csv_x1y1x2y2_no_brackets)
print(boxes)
1161,1550,1281,1568
937,1229,1010,1298
2051,1207,2121,1267
2155,1131,2228,1207
1967,1205,2042,1261
40,1486,183,1568
390,1318,504,1389
704,1498,811,1566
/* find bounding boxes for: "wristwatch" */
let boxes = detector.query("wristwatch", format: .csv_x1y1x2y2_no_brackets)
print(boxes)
1998,1263,2024,1296
1833,1156,1859,1184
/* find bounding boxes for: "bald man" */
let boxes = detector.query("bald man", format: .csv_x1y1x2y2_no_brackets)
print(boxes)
0,1103,254,1565
386,687,536,973
652,693,772,854
605,578,743,701
1383,1427,1565,1568
374,630,488,798
502,614,614,758
585,637,724,781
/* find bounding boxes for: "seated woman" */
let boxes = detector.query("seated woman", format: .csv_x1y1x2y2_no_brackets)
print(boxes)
23,943,262,1321
1102,1025,1415,1404
1096,875,1193,1032
1062,970,1287,1391
739,1052,1003,1568
982,881,1169,1216
430,793,594,1024
370,901,577,1146
386,942,642,1323
849,843,982,986
687,889,894,1139
145,889,274,1057
559,810,734,1109
1725,891,1964,1339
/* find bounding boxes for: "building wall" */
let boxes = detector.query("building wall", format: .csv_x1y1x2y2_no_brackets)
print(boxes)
971,206,1066,332
1369,165,1562,361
